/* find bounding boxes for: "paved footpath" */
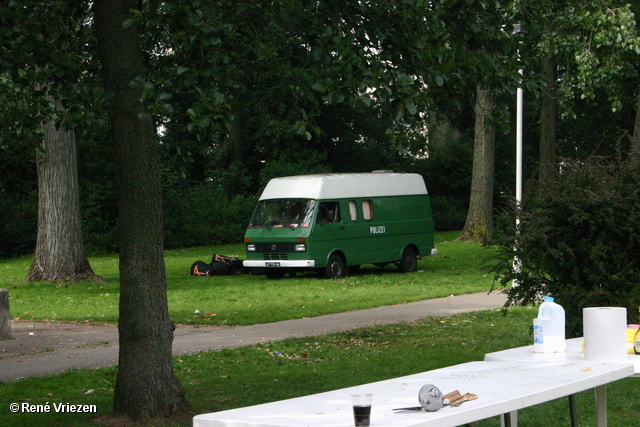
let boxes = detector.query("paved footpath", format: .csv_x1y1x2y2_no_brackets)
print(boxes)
0,292,507,383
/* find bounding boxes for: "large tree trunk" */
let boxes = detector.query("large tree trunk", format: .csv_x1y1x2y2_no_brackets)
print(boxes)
25,99,98,282
94,0,189,420
458,86,496,244
539,31,558,186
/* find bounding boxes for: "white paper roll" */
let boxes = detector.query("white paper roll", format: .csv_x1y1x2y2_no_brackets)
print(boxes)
583,307,628,361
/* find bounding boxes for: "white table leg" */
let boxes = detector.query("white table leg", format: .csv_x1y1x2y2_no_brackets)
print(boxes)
595,384,607,427
501,411,518,427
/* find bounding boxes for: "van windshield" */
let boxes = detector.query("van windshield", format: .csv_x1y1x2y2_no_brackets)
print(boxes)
249,199,316,228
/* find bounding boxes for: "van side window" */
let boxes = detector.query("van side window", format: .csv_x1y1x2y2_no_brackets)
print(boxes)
362,200,374,220
318,202,341,223
349,201,358,221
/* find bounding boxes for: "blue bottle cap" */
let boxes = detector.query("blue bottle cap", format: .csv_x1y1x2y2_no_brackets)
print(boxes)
544,296,554,302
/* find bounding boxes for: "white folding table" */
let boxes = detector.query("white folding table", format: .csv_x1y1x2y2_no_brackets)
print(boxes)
484,337,640,374
484,338,640,427
193,359,634,427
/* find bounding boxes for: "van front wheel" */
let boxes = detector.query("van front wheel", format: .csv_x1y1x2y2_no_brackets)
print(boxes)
399,248,417,273
325,254,346,279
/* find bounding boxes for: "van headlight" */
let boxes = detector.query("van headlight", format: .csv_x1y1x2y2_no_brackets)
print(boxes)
295,243,306,252
247,244,256,252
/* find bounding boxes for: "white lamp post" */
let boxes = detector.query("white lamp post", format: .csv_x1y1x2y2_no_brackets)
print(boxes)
513,24,525,207
512,23,525,287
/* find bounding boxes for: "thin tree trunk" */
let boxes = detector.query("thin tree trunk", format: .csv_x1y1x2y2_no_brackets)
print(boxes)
25,99,98,282
458,86,496,244
94,0,189,420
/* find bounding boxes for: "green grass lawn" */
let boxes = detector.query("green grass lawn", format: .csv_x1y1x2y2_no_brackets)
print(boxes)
2,308,639,427
2,231,497,326
2,232,638,426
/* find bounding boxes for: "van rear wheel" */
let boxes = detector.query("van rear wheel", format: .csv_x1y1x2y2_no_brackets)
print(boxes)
325,254,346,279
399,247,417,273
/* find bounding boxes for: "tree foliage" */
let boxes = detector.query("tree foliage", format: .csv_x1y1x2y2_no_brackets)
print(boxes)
1,0,640,259
0,0,101,139
551,2,640,115
491,153,640,336
521,0,640,165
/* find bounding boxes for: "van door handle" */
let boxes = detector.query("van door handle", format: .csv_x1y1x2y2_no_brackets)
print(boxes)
339,226,346,231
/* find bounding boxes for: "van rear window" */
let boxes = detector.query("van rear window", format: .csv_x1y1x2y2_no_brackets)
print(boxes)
362,200,374,220
349,201,358,221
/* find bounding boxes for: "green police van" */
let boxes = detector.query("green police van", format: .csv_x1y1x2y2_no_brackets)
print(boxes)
243,172,437,279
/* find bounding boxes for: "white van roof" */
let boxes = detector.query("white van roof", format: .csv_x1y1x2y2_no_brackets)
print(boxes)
259,173,428,200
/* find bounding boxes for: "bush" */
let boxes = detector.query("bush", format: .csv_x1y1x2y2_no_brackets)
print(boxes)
490,154,640,337
0,191,37,258
163,184,257,248
430,195,467,231
412,131,473,231
80,182,119,254
257,148,332,188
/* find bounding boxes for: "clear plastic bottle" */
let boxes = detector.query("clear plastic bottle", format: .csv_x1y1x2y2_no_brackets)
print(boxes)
533,296,566,353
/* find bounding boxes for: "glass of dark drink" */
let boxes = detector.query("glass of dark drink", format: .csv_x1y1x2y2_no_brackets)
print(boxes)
351,393,373,426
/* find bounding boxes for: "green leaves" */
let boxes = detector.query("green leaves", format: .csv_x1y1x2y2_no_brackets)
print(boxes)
183,89,229,132
122,8,143,28
545,3,640,116
311,82,327,93
0,0,99,139
493,155,640,336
